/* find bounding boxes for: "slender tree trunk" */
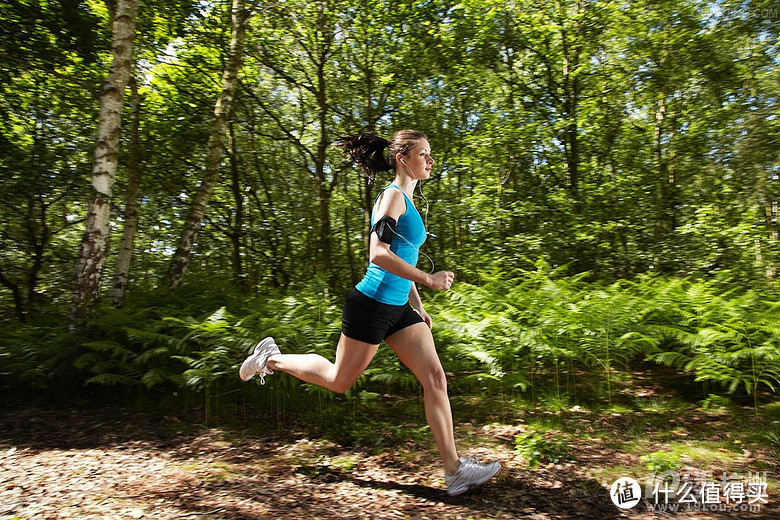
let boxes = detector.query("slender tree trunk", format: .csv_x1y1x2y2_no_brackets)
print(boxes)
560,3,580,202
0,267,25,322
166,0,250,290
344,206,358,286
361,67,376,251
360,151,373,257
25,192,50,314
769,201,778,280
757,177,778,281
654,95,676,234
70,0,138,325
250,160,282,288
317,183,333,272
26,215,47,309
315,32,335,287
247,118,287,288
111,77,143,307
228,120,247,291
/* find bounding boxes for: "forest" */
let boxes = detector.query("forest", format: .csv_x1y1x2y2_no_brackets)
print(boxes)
1,0,779,518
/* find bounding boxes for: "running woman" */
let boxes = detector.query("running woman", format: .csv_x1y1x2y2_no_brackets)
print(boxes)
239,130,500,496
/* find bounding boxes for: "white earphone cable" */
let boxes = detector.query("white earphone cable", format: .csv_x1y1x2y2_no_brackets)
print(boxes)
382,181,435,274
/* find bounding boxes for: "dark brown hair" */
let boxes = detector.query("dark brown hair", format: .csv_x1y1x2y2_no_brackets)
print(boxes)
336,130,428,182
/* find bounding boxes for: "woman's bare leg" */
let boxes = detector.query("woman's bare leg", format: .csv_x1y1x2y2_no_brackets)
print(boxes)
384,323,460,475
266,334,379,394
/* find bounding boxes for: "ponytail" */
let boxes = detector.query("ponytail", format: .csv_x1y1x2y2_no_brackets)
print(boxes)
336,134,392,182
336,129,428,183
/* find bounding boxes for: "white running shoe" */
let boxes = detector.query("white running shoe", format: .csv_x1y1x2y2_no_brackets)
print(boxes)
239,337,280,384
445,456,501,496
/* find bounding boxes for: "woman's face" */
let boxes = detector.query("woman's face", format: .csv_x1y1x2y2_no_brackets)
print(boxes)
400,139,434,180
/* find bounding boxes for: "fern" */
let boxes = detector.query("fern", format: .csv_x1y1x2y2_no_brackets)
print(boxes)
647,281,780,409
84,373,135,386
3,270,776,424
432,267,780,409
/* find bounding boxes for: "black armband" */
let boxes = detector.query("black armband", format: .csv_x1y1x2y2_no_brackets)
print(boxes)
372,216,397,244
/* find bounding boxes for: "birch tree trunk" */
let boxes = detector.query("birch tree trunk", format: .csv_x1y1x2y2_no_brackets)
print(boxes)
166,0,250,290
110,77,143,307
70,0,138,324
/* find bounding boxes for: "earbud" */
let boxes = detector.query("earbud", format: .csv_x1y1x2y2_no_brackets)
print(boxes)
400,157,417,180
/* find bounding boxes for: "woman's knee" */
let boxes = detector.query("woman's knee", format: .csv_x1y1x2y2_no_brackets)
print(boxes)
421,366,448,394
328,367,360,394
330,377,357,394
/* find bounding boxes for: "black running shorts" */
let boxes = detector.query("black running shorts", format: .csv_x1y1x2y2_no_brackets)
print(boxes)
341,288,425,344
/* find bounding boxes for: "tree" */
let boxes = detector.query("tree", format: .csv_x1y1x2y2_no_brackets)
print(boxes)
0,85,87,321
2,0,780,325
110,77,144,306
243,0,344,287
166,0,253,290
70,0,139,324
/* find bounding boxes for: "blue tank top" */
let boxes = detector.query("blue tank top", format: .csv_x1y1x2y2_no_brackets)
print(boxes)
355,184,427,305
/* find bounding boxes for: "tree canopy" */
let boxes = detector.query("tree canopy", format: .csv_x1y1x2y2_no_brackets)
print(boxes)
1,0,779,410
2,0,778,317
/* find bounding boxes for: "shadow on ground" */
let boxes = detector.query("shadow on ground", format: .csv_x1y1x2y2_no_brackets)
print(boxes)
1,404,777,519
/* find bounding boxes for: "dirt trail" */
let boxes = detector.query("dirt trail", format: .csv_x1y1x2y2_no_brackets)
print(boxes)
0,407,776,519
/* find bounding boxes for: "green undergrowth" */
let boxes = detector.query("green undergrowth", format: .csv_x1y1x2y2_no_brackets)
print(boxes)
2,270,779,455
230,383,780,473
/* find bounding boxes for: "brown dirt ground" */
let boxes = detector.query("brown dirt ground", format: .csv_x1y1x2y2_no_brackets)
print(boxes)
0,405,777,520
